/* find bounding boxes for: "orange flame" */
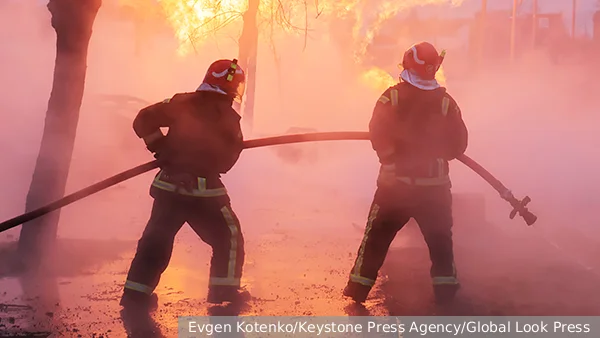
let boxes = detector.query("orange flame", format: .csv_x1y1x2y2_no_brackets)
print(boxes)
119,0,456,105
120,0,464,57
360,65,448,93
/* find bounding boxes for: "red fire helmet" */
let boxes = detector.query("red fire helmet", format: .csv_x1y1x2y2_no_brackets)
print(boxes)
202,59,246,102
400,42,445,81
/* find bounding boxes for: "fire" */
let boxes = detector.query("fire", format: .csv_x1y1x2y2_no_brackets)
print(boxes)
436,65,447,87
348,0,464,62
360,65,449,93
360,67,397,93
120,0,456,102
121,0,464,57
160,1,242,55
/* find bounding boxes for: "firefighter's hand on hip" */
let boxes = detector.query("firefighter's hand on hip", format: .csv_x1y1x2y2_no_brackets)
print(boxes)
377,164,396,188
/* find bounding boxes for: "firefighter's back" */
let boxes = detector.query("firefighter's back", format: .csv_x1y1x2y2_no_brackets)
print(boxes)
159,91,243,178
386,82,466,188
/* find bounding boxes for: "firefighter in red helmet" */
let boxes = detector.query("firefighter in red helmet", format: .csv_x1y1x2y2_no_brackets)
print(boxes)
344,42,469,304
120,59,249,311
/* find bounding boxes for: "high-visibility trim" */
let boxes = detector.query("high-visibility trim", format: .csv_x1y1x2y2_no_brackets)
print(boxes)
124,280,154,294
219,206,240,286
350,274,376,287
432,276,459,285
441,96,450,116
151,171,228,197
226,62,238,81
390,89,399,106
353,204,380,278
378,95,390,104
437,158,444,177
397,175,450,186
209,277,241,286
432,263,458,285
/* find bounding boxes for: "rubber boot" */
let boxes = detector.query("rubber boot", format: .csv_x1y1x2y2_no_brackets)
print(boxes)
207,286,251,304
343,281,371,303
120,289,159,312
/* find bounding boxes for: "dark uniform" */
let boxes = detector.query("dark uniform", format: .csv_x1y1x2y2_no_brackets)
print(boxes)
120,90,246,310
344,80,468,304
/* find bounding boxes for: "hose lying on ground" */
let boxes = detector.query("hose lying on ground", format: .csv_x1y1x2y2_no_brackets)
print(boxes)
0,131,536,233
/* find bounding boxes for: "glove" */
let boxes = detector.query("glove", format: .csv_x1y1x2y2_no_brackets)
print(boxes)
141,133,166,167
145,137,165,153
377,164,397,188
152,151,166,166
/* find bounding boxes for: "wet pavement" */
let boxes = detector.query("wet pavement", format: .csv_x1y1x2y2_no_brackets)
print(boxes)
381,221,600,317
0,149,389,336
0,202,388,337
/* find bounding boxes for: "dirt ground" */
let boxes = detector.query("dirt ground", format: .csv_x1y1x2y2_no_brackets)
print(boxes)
1,149,599,337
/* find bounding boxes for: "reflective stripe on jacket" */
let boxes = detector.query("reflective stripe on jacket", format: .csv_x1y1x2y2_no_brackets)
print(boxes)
151,170,228,197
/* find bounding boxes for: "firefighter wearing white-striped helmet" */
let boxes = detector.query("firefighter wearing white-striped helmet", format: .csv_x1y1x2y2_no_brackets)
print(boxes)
344,42,468,306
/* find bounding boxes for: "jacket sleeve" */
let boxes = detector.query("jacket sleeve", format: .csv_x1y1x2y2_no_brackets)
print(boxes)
132,98,177,143
443,95,469,160
217,107,244,173
369,87,397,165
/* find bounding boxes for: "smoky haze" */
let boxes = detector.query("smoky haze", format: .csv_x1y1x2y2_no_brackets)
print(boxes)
0,0,598,325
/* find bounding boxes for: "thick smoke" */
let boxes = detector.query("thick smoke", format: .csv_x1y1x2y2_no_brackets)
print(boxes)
0,0,598,327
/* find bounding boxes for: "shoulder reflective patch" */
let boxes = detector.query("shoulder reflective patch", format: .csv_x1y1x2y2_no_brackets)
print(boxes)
378,94,390,104
441,96,450,116
390,89,399,106
162,98,171,104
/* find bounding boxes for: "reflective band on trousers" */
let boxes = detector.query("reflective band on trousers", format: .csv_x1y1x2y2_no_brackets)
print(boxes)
351,204,380,287
432,276,459,285
350,274,376,287
124,280,154,294
209,206,241,287
152,171,228,197
210,277,241,286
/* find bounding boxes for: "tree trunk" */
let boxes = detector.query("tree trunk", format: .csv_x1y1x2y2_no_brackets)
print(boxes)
17,0,102,270
238,0,260,136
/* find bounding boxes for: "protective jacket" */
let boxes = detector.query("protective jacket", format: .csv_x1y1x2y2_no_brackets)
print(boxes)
132,91,243,197
344,80,467,305
369,81,468,186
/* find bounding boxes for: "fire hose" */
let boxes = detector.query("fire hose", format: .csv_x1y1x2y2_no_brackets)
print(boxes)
0,131,536,234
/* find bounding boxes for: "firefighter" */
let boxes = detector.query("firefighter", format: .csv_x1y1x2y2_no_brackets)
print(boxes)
119,59,249,311
343,42,468,305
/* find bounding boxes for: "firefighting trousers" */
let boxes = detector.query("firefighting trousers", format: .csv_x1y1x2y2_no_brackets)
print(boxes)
349,185,458,289
123,193,244,296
